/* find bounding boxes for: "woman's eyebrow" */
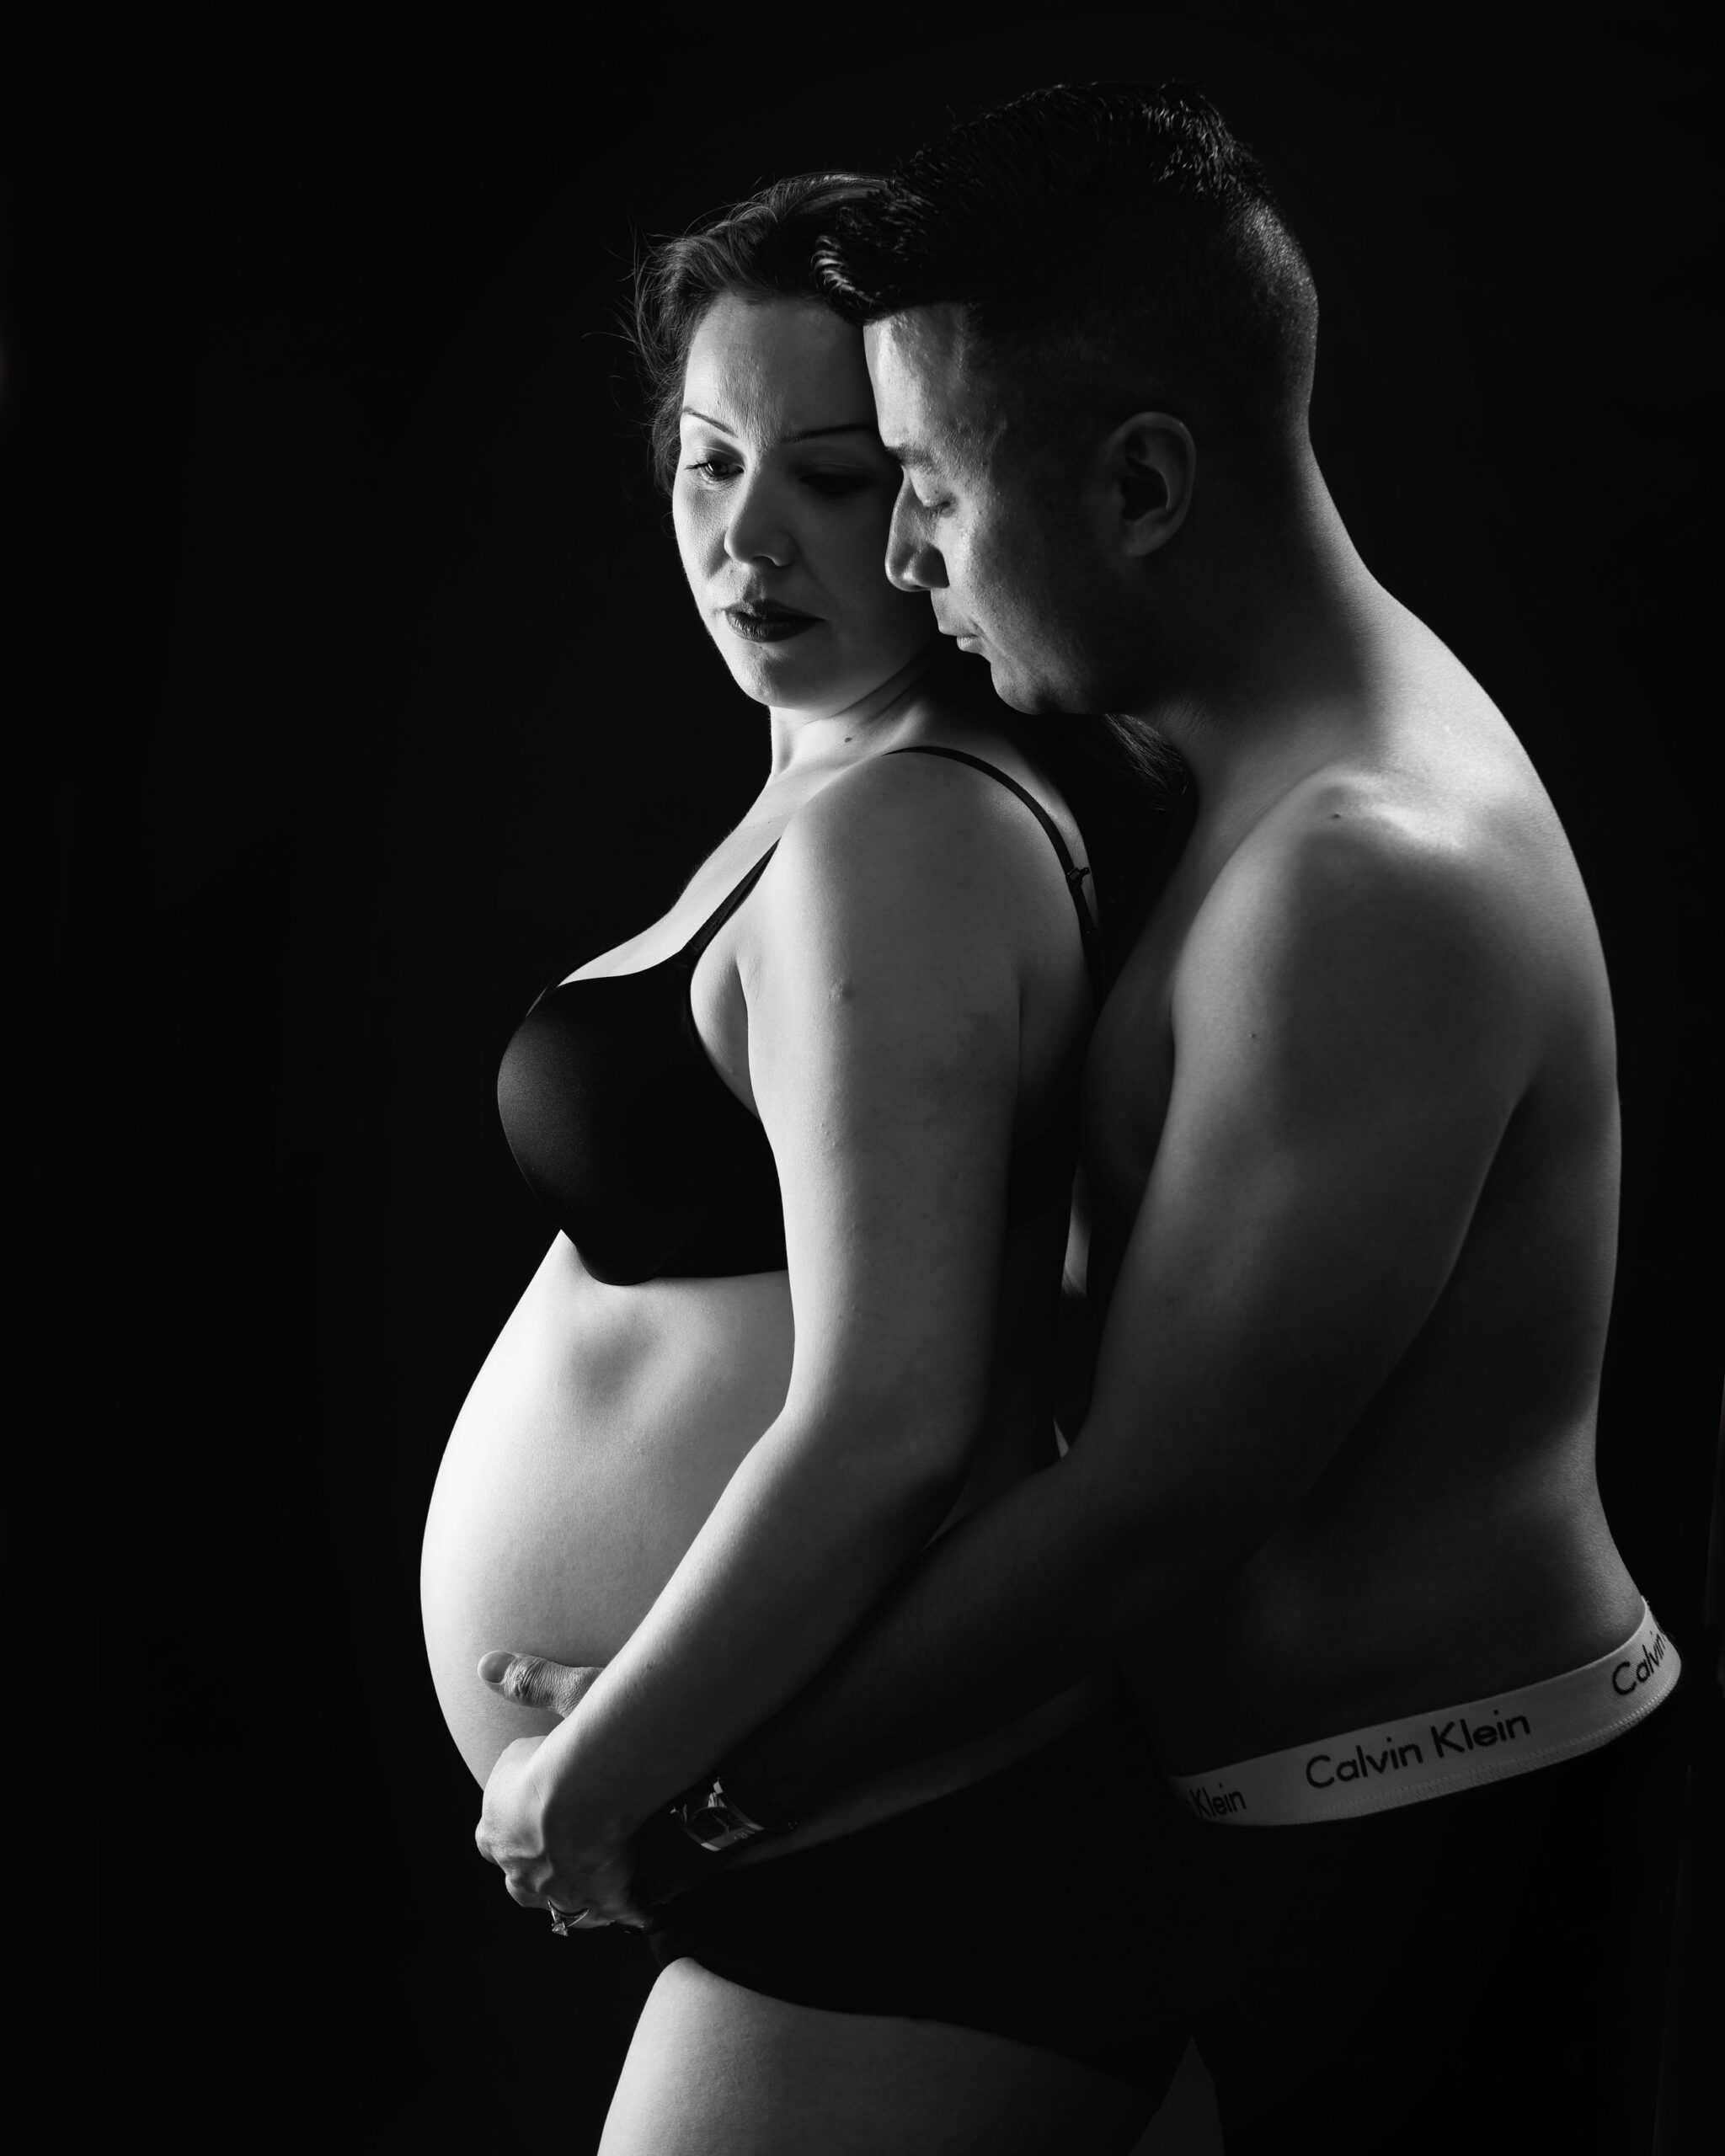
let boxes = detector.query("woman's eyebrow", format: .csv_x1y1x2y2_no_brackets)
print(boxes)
680,407,879,443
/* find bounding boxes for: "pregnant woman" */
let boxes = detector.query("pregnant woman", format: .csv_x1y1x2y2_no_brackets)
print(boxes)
419,175,1181,2152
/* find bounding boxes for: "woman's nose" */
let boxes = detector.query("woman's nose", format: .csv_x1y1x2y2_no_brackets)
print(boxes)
885,485,946,593
724,474,794,568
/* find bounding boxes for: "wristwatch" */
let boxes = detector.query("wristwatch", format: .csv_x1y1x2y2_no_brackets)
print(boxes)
669,1769,798,1854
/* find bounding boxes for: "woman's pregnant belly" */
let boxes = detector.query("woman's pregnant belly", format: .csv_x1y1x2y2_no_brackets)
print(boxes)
420,1235,795,1785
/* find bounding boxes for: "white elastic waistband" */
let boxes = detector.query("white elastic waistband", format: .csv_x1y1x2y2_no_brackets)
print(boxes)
1168,1602,1679,1827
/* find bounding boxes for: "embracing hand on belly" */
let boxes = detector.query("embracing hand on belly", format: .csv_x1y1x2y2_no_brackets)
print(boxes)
473,1647,728,1925
473,1651,644,1930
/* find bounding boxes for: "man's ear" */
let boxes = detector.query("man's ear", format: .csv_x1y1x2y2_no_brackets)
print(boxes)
1102,413,1195,558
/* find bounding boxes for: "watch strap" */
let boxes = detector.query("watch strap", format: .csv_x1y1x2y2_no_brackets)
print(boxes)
670,1768,798,1854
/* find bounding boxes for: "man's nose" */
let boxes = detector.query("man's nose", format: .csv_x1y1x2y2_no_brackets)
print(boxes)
885,485,947,593
724,474,794,568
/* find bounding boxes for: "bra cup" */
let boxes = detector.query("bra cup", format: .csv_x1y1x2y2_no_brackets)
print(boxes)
499,965,789,1283
496,752,1095,1283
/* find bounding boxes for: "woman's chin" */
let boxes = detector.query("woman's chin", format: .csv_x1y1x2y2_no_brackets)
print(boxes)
721,644,939,722
718,633,840,710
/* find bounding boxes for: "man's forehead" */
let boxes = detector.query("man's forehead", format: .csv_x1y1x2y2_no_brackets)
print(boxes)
864,305,983,465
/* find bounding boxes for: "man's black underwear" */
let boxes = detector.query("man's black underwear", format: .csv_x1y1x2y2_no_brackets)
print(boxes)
1171,1684,1687,2154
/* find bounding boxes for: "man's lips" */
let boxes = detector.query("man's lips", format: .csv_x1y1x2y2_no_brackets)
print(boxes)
722,600,820,644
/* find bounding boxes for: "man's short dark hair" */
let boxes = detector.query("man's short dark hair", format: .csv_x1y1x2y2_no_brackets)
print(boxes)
818,83,1317,452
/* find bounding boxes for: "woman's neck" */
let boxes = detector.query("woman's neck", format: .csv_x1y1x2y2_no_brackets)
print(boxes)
766,640,948,778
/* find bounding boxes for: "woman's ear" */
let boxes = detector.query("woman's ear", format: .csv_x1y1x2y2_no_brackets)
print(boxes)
1103,413,1195,558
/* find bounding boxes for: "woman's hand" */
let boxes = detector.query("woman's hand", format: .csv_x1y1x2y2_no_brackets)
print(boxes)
473,1652,645,1929
478,1650,732,1909
474,1736,645,1928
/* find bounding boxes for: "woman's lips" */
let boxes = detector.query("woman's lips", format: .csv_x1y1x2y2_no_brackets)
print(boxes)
723,602,820,644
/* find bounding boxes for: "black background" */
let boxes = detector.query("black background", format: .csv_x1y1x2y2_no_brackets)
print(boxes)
30,13,1718,2149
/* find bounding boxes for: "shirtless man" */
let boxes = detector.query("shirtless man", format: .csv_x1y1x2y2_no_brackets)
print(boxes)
489,86,1682,2151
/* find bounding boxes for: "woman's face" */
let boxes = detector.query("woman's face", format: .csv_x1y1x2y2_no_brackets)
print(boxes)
674,294,937,716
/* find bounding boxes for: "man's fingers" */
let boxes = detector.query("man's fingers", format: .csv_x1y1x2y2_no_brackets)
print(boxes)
477,1650,601,1718
633,1810,729,1908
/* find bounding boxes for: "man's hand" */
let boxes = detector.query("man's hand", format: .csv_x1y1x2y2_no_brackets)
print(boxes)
631,1806,738,1908
478,1647,603,1718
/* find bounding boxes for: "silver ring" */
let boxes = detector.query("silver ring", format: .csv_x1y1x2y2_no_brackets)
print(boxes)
548,1905,590,1936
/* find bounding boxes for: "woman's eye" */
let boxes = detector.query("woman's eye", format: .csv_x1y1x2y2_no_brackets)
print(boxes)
685,457,740,483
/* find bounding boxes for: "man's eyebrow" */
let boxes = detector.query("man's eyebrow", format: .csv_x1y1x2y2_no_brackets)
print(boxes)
680,407,879,443
882,440,935,470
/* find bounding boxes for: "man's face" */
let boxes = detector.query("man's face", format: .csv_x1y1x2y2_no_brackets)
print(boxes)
864,306,1122,714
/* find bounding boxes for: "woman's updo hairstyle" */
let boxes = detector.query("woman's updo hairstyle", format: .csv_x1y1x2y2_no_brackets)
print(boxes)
632,172,880,494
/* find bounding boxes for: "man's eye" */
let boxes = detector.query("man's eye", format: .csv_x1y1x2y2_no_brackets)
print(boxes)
914,492,953,520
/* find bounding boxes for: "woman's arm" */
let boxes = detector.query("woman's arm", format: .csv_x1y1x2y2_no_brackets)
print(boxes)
484,755,1067,1886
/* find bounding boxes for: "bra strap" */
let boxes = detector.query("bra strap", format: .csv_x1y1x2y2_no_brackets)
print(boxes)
676,844,780,965
889,744,1101,990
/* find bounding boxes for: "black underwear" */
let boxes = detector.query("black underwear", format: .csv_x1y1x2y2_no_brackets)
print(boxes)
641,1703,1187,2096
638,1682,1685,2140
1162,1684,1688,2154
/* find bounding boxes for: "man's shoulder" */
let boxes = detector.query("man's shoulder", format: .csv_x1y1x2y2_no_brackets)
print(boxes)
1223,769,1505,933
1179,771,1528,1040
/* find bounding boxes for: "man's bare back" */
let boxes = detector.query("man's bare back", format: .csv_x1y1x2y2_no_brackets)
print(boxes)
1081,592,1641,1766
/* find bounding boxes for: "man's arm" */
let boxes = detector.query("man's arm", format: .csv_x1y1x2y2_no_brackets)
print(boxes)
729,804,1534,1806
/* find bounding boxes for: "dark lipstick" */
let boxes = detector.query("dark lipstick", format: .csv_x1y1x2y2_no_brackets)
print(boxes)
723,600,820,643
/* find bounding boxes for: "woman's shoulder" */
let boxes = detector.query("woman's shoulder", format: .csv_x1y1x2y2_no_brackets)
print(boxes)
777,736,1068,894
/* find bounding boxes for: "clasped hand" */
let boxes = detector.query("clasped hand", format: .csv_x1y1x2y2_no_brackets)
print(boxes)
473,1651,727,1929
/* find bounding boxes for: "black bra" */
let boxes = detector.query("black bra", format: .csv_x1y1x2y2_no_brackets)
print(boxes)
497,746,1100,1285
